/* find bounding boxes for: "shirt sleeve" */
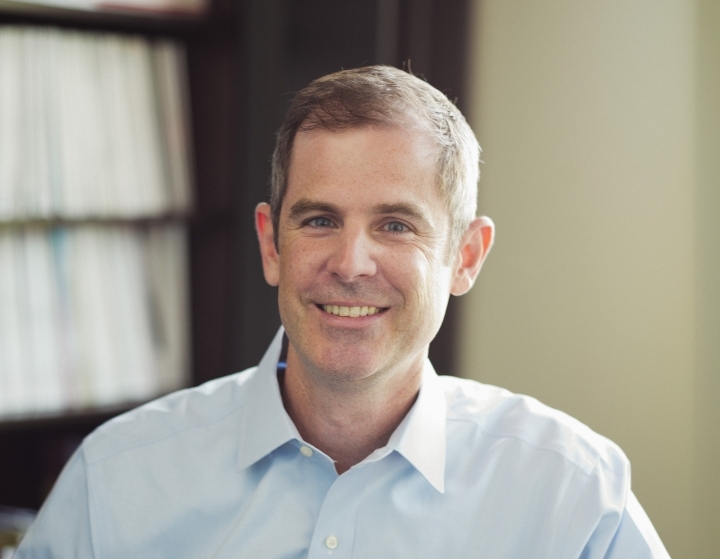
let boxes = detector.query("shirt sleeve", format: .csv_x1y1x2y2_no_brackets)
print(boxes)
583,491,671,559
14,446,95,559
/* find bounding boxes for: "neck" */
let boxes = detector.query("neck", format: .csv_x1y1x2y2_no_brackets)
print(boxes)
281,344,423,474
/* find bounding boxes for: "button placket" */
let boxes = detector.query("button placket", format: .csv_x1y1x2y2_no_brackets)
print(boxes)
306,463,373,558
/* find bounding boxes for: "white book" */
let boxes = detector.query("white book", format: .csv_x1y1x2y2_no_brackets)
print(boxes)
21,29,54,217
88,32,112,217
45,28,65,215
108,35,143,216
8,232,35,414
125,37,166,216
152,40,193,213
97,33,132,216
109,227,158,401
94,227,128,404
0,235,7,413
0,233,24,415
18,28,32,217
0,28,23,220
83,33,111,217
144,224,189,393
55,31,82,217
49,227,81,408
57,32,107,218
23,230,66,412
69,227,117,405
19,28,40,217
1,27,19,218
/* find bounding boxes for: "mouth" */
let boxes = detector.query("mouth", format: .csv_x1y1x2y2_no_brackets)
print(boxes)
318,304,387,317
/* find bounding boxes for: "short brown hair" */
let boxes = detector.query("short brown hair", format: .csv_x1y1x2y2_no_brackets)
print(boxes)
270,65,480,252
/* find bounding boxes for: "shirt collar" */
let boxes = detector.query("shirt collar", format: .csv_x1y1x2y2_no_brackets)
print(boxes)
236,327,448,494
236,327,299,472
386,360,447,494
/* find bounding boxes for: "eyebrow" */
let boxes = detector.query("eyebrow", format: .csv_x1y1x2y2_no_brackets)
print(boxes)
287,198,431,225
372,202,428,223
288,199,340,221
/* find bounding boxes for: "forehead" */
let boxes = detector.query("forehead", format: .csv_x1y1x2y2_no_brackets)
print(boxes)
285,126,443,213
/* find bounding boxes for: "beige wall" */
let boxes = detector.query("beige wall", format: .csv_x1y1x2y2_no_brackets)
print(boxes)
460,1,716,557
694,1,720,557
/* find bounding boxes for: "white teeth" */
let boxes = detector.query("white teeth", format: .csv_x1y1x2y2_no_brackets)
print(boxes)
322,305,382,317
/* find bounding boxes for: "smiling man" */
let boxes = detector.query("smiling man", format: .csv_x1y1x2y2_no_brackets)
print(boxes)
255,121,490,475
17,67,669,559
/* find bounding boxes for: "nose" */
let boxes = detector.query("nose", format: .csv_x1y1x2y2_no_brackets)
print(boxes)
325,227,377,282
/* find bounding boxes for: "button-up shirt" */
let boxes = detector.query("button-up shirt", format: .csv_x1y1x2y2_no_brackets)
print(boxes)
17,328,670,558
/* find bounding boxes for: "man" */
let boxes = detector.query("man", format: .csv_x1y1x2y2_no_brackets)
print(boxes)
17,66,669,558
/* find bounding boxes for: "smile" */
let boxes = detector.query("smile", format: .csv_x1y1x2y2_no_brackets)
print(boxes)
320,305,385,317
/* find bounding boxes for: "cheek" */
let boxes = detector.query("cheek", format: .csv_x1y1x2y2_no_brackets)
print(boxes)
385,250,450,313
279,240,321,290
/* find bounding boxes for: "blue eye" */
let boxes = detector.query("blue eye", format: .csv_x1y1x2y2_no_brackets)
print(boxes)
383,221,408,233
308,217,334,228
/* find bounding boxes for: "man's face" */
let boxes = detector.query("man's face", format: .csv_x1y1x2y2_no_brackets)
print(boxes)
263,126,460,384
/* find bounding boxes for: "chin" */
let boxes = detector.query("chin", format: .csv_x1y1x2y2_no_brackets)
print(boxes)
313,345,381,379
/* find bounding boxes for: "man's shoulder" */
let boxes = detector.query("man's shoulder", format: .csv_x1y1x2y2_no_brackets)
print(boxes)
82,367,259,465
438,375,628,478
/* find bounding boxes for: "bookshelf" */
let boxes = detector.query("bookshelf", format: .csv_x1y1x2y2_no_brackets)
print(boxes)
0,24,193,414
0,0,471,518
0,0,243,514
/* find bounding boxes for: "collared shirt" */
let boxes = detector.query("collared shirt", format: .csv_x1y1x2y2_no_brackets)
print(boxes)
17,328,670,559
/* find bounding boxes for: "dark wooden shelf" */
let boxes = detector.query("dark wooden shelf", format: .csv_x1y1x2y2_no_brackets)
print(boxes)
0,213,193,229
0,0,236,37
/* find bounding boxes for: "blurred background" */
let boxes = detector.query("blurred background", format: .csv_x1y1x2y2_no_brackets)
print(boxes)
0,0,717,558
461,3,719,558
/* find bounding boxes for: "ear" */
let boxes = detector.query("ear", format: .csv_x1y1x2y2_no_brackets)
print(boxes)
450,216,495,296
255,202,280,286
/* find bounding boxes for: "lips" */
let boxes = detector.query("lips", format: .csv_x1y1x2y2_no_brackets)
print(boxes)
320,304,385,317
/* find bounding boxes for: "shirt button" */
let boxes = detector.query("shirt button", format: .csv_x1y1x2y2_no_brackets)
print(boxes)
299,445,313,457
325,535,338,549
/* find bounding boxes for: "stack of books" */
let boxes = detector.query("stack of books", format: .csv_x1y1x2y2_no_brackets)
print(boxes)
0,26,193,419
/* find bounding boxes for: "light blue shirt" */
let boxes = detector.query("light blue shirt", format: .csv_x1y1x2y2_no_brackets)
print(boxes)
17,328,670,558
